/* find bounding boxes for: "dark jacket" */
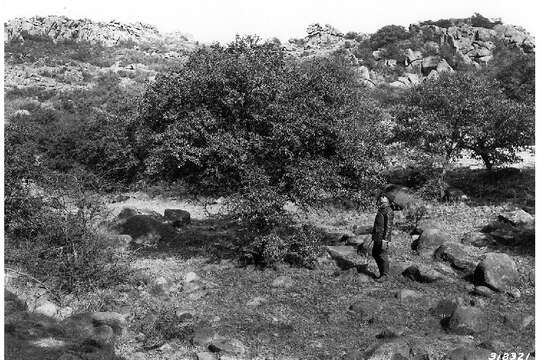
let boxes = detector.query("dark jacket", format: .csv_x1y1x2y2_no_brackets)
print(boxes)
372,204,394,242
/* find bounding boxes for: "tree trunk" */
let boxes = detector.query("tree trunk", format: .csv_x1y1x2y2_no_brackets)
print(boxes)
480,153,493,170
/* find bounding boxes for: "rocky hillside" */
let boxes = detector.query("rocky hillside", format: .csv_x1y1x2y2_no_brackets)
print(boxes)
285,19,534,88
5,15,195,50
4,14,535,93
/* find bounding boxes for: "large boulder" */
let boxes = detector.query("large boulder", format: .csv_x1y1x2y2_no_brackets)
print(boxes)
434,243,477,273
164,209,191,227
421,55,441,75
446,306,488,335
119,215,178,245
473,253,519,291
412,228,451,257
498,209,534,227
326,246,366,270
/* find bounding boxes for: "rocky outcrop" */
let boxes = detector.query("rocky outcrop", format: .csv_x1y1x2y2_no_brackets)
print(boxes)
5,15,194,50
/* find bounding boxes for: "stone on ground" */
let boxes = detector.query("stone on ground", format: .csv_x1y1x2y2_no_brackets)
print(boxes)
473,253,519,291
149,276,172,296
446,306,487,335
119,215,178,245
412,228,451,257
208,338,246,356
32,299,59,318
62,312,127,339
498,209,534,227
325,246,366,270
184,271,201,283
192,327,218,346
503,313,534,330
363,339,411,360
402,264,445,283
271,275,294,289
164,208,191,227
394,289,423,304
461,232,494,247
197,352,218,360
434,243,477,273
472,286,495,298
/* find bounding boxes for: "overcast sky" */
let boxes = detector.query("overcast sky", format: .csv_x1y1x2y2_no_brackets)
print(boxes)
3,0,538,43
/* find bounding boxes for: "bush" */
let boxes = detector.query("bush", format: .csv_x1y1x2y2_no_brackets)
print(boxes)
470,13,502,29
243,225,324,268
5,120,130,295
369,25,411,50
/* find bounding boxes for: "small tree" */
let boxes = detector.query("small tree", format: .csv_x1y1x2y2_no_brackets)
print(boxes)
393,72,534,197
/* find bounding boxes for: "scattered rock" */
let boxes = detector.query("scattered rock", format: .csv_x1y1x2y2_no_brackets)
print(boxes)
446,306,487,335
149,276,171,296
461,232,494,247
503,313,534,330
363,339,411,360
247,296,267,307
478,339,507,352
119,215,177,245
192,327,218,346
184,272,201,283
130,352,147,360
62,312,127,340
412,228,451,257
474,253,519,291
434,243,476,273
443,187,468,202
472,286,495,298
498,209,534,227
394,289,423,304
376,326,405,339
271,275,294,289
164,209,191,227
402,264,445,283
197,352,218,360
208,338,246,356
175,310,195,322
33,300,59,318
506,287,521,299
326,246,365,270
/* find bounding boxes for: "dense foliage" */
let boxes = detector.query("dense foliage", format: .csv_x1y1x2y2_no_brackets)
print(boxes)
392,72,534,196
135,37,388,205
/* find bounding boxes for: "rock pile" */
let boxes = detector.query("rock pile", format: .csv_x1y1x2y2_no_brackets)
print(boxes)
5,15,195,50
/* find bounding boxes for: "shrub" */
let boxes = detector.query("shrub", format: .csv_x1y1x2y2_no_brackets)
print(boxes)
470,13,502,29
243,225,324,268
133,37,387,266
369,25,411,50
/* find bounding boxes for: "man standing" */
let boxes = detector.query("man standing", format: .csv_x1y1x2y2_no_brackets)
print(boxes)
372,193,394,282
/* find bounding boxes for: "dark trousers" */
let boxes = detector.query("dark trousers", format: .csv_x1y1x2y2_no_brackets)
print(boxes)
372,240,389,276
